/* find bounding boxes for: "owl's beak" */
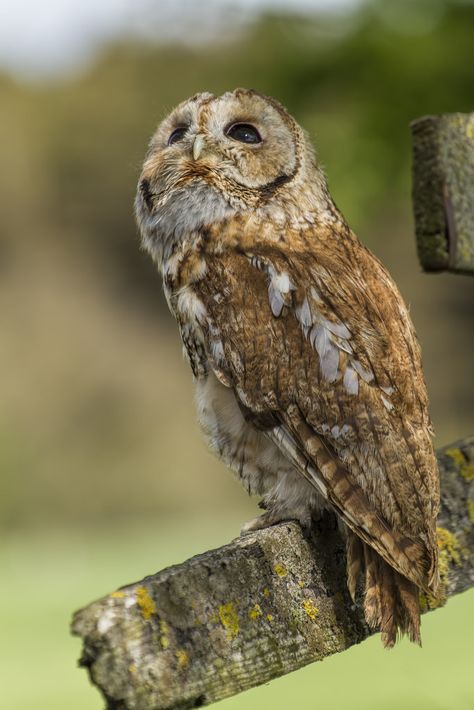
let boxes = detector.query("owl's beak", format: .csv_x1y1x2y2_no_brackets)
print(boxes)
192,134,205,161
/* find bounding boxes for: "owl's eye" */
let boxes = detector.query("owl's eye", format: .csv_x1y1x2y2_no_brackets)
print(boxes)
225,123,262,145
168,126,187,145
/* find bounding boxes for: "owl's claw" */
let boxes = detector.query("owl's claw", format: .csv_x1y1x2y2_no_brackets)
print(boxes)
241,514,277,535
240,510,299,535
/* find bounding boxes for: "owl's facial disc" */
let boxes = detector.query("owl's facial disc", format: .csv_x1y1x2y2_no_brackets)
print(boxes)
141,90,303,206
135,90,318,265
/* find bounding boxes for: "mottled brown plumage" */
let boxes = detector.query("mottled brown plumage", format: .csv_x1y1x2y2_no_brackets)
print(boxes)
135,89,440,646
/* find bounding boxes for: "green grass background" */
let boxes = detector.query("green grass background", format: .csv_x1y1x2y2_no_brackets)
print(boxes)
2,516,473,710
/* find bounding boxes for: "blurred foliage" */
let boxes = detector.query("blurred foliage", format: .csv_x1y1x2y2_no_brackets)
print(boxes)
1,0,473,531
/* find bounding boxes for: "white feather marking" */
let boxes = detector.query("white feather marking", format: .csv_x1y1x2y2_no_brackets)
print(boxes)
250,255,265,271
322,317,351,339
380,385,394,395
352,359,375,383
176,287,207,323
311,324,330,359
192,258,208,280
301,299,352,364
334,337,353,355
343,365,359,395
268,283,285,317
210,339,225,363
320,341,340,382
268,270,294,318
381,395,394,411
272,270,292,294
296,297,312,328
163,251,181,279
310,286,324,304
331,425,340,438
230,349,244,375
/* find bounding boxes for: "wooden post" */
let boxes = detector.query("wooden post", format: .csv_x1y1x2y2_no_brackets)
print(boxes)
411,112,474,273
72,438,474,710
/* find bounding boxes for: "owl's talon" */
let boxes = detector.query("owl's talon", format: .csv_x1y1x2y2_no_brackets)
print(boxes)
240,515,274,535
240,511,296,535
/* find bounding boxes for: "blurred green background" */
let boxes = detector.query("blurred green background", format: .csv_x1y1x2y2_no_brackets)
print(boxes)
1,0,473,708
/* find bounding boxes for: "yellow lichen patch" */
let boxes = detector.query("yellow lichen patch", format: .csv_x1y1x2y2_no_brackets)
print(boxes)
262,588,270,598
444,448,474,481
249,603,262,620
159,620,170,650
467,500,474,524
418,591,428,613
266,614,274,622
444,447,465,467
466,117,474,140
218,602,240,640
302,599,319,621
298,580,305,588
437,526,461,567
136,586,157,621
129,663,137,675
274,563,288,578
421,527,462,610
111,591,126,599
461,464,474,482
176,649,189,669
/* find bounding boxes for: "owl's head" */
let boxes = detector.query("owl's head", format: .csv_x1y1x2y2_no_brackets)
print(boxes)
135,89,331,261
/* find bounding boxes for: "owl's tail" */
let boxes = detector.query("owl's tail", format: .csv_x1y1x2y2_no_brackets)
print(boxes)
346,532,421,648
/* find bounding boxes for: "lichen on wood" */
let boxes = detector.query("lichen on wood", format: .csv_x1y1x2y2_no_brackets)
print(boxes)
71,437,474,710
411,112,474,273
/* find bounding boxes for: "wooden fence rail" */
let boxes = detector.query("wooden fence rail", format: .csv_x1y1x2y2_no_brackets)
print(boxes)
72,438,474,710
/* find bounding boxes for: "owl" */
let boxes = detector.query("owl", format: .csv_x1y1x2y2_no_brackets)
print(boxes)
135,89,440,647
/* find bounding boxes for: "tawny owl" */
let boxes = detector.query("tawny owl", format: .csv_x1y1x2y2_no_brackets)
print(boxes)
135,89,440,647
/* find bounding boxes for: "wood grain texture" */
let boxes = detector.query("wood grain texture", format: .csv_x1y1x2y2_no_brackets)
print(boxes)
72,437,474,710
411,112,474,273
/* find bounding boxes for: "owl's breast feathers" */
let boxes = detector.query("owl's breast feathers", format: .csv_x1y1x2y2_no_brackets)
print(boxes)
166,218,440,595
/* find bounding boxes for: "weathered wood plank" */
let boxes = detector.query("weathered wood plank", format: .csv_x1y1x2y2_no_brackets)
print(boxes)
411,113,474,273
72,437,474,710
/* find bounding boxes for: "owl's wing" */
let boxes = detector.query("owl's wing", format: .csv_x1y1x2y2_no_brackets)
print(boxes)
195,241,439,593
